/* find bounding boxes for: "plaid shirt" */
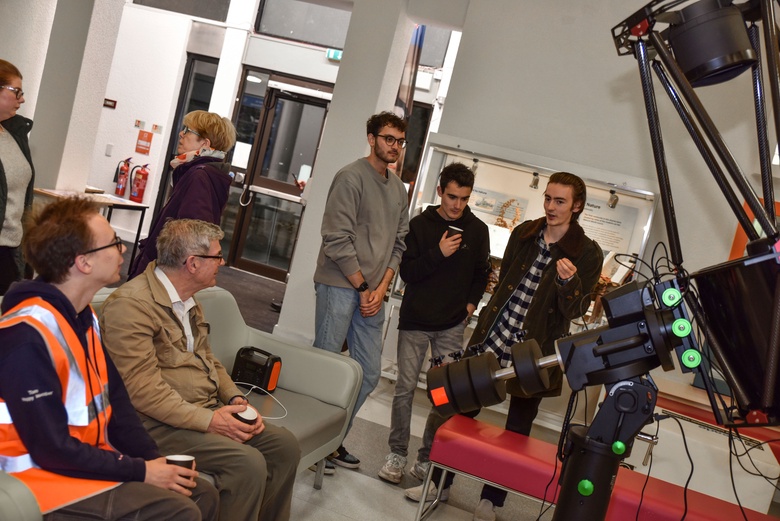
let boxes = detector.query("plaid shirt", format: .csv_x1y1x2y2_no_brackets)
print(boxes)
483,231,551,367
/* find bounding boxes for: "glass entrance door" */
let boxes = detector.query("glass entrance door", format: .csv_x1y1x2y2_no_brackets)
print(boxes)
222,72,330,281
152,55,218,223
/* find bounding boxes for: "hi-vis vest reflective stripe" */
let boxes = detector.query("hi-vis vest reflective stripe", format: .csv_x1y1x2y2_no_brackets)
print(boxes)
0,297,120,514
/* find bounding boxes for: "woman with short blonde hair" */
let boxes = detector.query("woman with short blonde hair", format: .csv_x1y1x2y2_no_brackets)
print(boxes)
128,110,237,279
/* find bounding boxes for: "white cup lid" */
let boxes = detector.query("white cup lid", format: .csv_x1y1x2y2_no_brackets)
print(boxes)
237,407,258,421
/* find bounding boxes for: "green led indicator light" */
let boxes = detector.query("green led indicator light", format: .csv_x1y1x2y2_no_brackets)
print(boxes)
662,288,681,307
682,349,702,369
578,479,595,496
672,318,692,337
612,441,626,455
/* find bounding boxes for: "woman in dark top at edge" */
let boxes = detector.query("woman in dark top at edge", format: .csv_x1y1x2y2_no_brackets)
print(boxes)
0,59,34,295
128,110,236,279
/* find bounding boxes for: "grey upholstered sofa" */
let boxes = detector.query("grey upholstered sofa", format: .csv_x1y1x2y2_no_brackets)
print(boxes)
0,285,362,520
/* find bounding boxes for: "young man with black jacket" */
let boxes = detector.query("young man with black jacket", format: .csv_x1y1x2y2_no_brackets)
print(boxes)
379,162,490,484
404,172,603,521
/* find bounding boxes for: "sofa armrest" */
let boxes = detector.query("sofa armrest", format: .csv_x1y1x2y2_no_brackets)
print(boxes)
195,286,362,411
244,329,362,411
0,471,42,520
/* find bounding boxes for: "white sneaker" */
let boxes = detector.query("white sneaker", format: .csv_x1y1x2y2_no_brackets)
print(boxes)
378,453,407,484
404,481,450,503
409,459,430,480
473,499,496,521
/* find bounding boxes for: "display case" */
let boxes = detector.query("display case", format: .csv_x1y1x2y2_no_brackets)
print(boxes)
381,135,658,426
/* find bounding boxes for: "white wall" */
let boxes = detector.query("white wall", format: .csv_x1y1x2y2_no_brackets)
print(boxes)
244,36,340,84
0,0,124,192
439,0,765,273
87,5,192,239
0,0,56,120
56,0,125,191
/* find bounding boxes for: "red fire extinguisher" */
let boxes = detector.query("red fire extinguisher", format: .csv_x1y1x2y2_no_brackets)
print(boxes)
129,164,150,203
114,158,132,196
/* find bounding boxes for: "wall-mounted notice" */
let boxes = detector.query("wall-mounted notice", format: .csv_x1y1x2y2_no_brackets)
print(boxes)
580,198,638,254
135,130,153,155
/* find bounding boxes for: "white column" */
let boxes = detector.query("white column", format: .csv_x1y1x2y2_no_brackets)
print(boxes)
275,0,416,344
29,0,124,190
208,0,260,117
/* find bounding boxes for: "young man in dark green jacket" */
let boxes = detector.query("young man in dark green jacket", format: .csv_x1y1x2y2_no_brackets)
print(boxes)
406,172,603,521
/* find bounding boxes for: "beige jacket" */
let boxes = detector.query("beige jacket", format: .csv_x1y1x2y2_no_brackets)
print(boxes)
100,262,242,432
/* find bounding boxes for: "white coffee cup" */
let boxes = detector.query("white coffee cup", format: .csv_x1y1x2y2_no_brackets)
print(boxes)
233,405,258,425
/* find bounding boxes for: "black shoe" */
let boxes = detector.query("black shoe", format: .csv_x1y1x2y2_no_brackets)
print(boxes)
328,445,361,469
308,459,336,475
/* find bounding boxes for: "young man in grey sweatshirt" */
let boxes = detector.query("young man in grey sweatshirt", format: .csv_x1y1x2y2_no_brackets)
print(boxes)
313,111,410,470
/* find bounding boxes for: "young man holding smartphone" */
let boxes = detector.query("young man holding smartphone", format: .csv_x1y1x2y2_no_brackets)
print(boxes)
379,162,490,484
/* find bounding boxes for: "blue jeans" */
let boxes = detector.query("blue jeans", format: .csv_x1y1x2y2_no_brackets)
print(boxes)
388,324,466,457
314,283,385,434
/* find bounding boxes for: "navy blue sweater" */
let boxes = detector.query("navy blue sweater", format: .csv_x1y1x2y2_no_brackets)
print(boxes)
0,280,158,482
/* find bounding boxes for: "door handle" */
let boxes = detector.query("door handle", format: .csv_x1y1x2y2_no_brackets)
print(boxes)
247,185,304,205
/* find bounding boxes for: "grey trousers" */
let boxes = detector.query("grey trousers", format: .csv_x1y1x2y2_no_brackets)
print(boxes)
388,323,466,458
144,417,301,521
44,479,219,521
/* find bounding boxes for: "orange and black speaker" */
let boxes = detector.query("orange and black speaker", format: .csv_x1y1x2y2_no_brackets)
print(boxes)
231,346,282,393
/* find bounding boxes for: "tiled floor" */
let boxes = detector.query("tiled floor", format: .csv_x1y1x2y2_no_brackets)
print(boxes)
290,377,482,521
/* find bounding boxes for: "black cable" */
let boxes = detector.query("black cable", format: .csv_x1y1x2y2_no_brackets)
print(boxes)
729,429,780,518
556,392,578,462
667,415,693,521
538,392,579,519
727,430,750,521
635,420,660,521
535,452,560,521
729,429,778,480
617,252,654,283
740,436,780,486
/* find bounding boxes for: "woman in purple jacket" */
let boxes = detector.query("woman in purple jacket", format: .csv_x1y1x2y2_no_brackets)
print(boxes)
128,111,236,279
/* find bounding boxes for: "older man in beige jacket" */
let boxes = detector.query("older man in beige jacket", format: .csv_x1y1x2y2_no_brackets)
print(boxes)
101,219,300,521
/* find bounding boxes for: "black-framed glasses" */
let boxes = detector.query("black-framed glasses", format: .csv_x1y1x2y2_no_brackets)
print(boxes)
1,86,24,100
183,252,224,265
181,125,202,138
375,134,408,149
81,235,123,255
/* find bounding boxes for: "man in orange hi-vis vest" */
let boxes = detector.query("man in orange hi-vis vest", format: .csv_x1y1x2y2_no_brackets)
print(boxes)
0,197,219,520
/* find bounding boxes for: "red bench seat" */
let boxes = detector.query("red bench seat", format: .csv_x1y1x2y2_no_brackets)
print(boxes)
416,415,776,521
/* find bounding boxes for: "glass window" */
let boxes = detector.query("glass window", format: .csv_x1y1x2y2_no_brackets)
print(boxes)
256,0,351,49
257,0,450,68
233,71,271,170
418,26,450,69
133,0,229,22
398,102,432,187
153,56,218,224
